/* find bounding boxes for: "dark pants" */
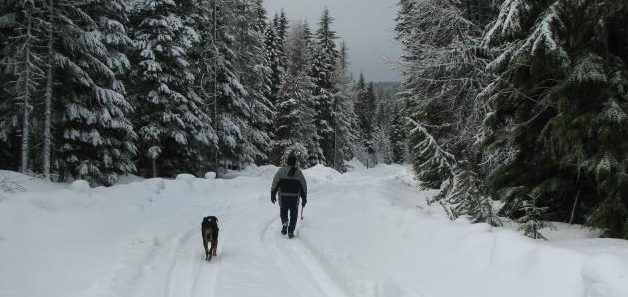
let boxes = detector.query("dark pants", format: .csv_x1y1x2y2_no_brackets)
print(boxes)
280,196,299,232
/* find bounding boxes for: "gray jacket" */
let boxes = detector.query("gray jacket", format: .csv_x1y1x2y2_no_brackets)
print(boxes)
271,166,307,204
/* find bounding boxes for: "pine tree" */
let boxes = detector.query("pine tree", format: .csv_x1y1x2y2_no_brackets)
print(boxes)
331,40,359,171
410,118,500,225
129,0,214,178
264,19,283,107
310,8,339,166
275,9,288,69
482,0,628,238
0,0,46,174
349,74,366,164
272,70,317,166
210,0,259,168
389,106,408,164
441,165,500,226
371,126,393,165
272,20,320,167
55,0,138,185
232,0,274,164
408,118,455,190
395,0,493,188
353,78,379,166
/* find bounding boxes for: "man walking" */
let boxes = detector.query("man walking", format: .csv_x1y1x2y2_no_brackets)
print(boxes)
271,155,307,238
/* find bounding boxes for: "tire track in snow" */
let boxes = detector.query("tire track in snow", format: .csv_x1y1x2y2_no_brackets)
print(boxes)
163,226,198,297
164,221,228,297
262,217,352,297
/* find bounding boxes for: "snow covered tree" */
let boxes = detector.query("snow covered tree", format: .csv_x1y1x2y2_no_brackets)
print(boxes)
272,20,320,167
409,119,455,190
440,164,500,226
1,0,139,184
410,118,499,225
272,70,318,167
208,0,264,168
129,0,214,178
310,8,339,166
273,9,288,68
389,106,408,164
54,0,138,185
356,79,378,162
0,0,46,174
330,40,360,171
395,0,493,188
264,18,283,108
232,0,274,164
371,126,393,165
482,0,628,238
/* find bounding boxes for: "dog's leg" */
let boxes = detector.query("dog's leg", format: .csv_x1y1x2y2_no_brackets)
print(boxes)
211,239,218,256
202,232,210,261
207,233,214,261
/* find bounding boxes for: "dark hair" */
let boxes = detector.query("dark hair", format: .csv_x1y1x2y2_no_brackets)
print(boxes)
287,155,297,166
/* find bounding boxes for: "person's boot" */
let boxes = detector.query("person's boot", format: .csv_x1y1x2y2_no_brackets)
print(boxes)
288,230,294,239
281,224,288,235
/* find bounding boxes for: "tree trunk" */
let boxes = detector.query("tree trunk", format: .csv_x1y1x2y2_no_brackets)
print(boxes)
42,0,54,180
20,8,34,174
151,158,157,178
569,189,581,224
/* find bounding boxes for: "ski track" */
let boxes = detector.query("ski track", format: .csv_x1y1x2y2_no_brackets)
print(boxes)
263,217,352,297
163,216,233,297
83,172,402,297
163,227,200,297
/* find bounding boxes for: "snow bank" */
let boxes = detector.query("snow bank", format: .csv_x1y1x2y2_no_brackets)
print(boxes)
344,158,367,172
582,254,628,297
304,164,341,186
115,174,145,185
69,180,91,193
1,165,627,297
175,173,196,184
237,164,280,178
0,170,63,194
296,165,628,297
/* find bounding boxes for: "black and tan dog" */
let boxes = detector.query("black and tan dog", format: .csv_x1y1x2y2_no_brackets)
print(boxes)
201,216,219,261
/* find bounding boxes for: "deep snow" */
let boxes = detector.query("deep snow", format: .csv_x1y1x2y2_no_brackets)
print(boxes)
1,163,627,297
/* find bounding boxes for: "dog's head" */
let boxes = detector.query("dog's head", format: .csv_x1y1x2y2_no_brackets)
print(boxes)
203,216,218,224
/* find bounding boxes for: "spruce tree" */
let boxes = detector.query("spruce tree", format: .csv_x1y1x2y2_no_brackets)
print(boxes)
482,0,628,238
232,0,273,164
272,20,319,167
389,106,407,164
395,0,493,188
264,19,283,107
275,9,288,69
56,0,139,185
129,0,213,178
210,0,258,168
310,8,339,166
331,40,359,171
2,0,143,185
0,0,48,174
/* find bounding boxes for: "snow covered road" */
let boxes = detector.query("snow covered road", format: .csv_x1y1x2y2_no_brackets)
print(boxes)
2,163,628,297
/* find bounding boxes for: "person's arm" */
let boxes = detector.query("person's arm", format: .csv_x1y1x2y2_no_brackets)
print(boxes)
271,169,281,204
298,171,307,206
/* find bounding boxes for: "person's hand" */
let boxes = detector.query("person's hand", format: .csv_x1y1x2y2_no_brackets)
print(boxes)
271,196,276,204
301,199,307,207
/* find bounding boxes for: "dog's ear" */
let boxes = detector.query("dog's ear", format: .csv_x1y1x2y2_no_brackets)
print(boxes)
210,216,218,222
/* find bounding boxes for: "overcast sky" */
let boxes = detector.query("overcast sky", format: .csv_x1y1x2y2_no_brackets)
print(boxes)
263,0,401,82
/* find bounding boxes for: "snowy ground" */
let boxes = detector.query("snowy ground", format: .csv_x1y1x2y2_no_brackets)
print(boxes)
1,163,628,297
